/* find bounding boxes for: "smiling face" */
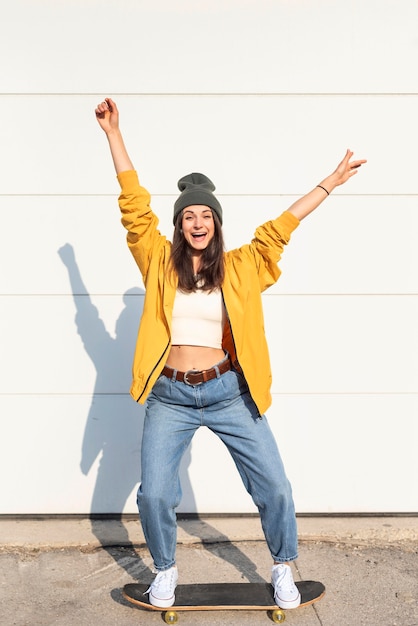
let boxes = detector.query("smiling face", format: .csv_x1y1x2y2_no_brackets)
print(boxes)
181,205,215,253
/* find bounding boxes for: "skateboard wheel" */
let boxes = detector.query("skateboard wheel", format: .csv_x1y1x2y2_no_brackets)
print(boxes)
164,610,179,624
271,608,286,623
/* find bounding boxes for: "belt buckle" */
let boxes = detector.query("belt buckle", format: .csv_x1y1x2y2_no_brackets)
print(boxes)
183,369,202,386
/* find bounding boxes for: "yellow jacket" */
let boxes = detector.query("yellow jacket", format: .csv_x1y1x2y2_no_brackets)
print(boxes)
118,170,299,415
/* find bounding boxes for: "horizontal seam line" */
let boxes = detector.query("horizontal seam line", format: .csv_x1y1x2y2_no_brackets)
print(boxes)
1,92,418,97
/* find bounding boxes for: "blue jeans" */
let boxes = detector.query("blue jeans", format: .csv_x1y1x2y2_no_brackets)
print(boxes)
137,361,298,571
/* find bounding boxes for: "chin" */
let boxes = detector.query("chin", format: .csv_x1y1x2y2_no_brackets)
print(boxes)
188,240,209,250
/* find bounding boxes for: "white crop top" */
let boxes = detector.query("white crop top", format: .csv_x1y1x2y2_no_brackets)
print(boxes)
171,288,225,349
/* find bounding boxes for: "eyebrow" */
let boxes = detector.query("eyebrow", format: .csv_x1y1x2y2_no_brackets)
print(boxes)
183,208,212,216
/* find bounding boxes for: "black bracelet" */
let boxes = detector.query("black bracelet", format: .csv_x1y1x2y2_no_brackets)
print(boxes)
316,185,330,196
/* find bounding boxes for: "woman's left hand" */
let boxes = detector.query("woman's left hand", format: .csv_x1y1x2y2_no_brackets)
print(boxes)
287,149,367,220
331,149,367,187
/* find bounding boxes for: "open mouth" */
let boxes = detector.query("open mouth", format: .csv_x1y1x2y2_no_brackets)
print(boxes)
192,233,207,241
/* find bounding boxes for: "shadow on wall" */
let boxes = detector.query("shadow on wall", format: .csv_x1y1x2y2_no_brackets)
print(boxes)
58,243,266,584
58,243,146,571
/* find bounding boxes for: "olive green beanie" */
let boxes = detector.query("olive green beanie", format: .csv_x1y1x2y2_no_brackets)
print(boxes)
173,173,223,225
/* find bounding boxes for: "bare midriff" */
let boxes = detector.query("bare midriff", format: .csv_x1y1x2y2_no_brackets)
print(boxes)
165,345,225,372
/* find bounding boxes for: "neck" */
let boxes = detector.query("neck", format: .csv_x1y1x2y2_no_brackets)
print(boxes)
192,254,202,274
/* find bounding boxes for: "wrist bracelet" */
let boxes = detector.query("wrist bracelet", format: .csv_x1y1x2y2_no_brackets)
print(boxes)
316,185,330,196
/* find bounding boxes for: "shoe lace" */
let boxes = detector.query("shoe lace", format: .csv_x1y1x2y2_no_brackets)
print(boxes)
147,569,176,594
275,566,297,594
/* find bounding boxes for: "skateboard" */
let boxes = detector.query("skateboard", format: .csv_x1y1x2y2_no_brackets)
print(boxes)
122,579,325,623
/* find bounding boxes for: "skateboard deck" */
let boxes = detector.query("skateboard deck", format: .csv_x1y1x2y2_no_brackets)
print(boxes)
122,580,325,623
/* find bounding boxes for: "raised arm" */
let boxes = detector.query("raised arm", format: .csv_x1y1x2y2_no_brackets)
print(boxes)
287,149,366,221
95,98,134,174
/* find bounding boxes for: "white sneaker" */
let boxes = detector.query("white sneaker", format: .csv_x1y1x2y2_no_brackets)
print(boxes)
271,563,301,609
147,566,178,608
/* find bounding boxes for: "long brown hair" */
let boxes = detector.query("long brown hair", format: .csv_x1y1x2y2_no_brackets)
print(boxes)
169,210,225,292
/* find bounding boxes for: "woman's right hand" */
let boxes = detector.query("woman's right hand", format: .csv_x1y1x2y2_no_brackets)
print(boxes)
94,98,134,174
95,97,119,134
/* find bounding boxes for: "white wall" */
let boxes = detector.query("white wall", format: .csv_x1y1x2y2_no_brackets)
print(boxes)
0,0,417,514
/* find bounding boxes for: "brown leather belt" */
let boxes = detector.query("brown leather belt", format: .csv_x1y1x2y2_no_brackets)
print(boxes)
161,358,231,386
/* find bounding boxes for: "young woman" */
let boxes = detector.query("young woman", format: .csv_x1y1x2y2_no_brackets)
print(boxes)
95,97,365,610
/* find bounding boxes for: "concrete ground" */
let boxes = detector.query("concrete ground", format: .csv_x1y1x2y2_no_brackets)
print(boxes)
1,516,417,626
